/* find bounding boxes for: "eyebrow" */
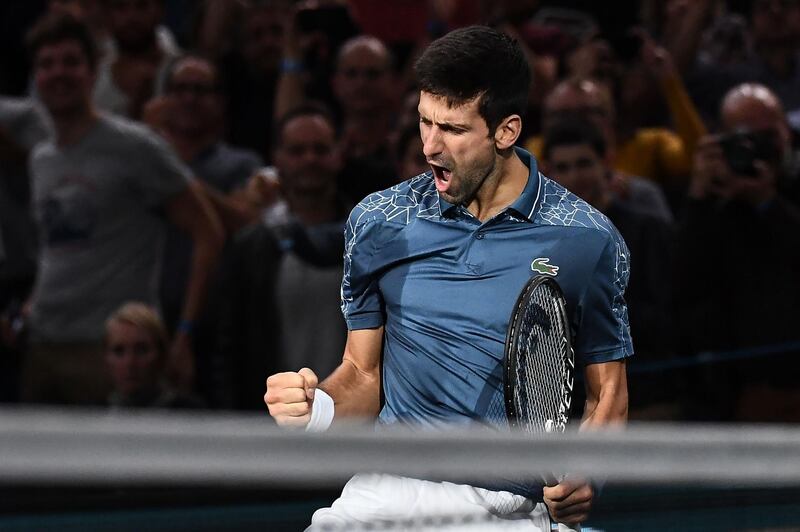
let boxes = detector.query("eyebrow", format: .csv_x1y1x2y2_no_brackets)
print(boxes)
418,111,471,132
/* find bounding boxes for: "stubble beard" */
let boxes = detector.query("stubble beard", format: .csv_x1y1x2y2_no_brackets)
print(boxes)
441,153,496,206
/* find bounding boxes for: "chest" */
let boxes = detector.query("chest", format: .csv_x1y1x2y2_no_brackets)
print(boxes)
377,219,597,336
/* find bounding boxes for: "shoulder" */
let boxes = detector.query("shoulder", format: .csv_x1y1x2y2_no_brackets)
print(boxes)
346,171,439,232
97,113,167,151
535,174,626,247
215,142,263,166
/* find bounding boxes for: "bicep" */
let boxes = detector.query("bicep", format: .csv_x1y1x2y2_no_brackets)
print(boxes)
341,326,383,378
320,327,384,418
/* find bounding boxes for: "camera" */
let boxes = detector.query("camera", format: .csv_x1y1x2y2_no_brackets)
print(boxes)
716,129,781,177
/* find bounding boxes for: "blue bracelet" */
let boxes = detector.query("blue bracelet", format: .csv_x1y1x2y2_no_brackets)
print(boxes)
280,58,304,74
177,319,194,335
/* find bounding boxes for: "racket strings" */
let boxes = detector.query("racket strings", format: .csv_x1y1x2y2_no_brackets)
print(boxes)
513,283,571,434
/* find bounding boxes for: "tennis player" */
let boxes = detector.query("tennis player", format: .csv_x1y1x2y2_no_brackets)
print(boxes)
266,25,632,530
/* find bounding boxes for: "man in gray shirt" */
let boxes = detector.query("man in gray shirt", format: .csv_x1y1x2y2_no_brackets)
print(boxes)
21,12,223,404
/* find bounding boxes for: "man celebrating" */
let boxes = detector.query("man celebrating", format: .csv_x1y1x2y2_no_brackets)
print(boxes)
266,26,631,530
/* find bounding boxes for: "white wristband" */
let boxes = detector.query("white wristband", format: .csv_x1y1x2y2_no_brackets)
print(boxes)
305,389,335,432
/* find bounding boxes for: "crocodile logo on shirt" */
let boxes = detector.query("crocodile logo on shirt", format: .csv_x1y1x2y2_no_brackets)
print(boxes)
531,257,559,276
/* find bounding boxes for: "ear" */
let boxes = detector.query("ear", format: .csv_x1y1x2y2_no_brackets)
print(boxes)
493,114,522,150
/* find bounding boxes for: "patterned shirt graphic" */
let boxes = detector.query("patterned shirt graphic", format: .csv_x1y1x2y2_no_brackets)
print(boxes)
341,148,632,427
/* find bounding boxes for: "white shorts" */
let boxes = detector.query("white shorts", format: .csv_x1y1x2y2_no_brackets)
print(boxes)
308,473,554,531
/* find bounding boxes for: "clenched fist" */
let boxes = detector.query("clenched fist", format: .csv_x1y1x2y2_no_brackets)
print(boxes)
264,367,318,427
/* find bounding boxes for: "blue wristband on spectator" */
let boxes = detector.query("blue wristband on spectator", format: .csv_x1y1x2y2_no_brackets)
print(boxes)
177,319,194,335
280,58,304,74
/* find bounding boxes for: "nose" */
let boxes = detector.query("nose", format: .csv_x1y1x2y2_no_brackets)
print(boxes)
297,147,322,169
47,60,68,78
421,126,443,159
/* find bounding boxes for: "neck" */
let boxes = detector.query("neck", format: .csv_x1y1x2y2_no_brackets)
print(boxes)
285,186,339,225
466,149,528,222
52,104,99,147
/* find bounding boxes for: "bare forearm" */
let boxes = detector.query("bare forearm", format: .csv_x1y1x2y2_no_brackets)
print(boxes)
319,357,381,419
581,387,628,429
196,0,245,58
180,236,222,323
664,2,715,74
659,73,708,158
274,67,307,120
580,360,628,429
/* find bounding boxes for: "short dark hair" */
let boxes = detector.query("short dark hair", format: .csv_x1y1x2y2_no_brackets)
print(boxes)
272,102,337,148
26,12,98,70
413,25,531,134
541,118,607,161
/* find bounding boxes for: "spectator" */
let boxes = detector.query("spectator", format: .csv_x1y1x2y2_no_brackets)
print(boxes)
674,82,800,421
670,0,800,132
533,77,675,222
542,29,709,200
219,103,348,410
198,0,291,159
105,302,204,409
21,13,223,404
332,35,401,202
146,54,263,196
93,0,180,119
540,118,678,419
622,30,708,162
143,54,263,406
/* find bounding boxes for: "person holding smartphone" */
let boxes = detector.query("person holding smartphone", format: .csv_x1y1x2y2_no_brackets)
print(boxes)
674,82,800,422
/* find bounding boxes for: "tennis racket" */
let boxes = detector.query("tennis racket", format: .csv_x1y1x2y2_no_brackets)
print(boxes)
503,275,579,531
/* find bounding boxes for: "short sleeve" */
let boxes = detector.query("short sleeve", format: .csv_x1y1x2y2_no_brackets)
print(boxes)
134,129,191,207
340,207,385,330
575,233,634,364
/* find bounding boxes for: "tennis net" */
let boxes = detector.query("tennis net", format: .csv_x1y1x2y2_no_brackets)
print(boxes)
1,406,799,531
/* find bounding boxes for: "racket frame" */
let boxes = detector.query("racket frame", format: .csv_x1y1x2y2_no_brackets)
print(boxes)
503,275,575,431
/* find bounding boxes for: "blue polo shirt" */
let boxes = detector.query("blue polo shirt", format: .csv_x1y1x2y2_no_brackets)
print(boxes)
341,148,633,427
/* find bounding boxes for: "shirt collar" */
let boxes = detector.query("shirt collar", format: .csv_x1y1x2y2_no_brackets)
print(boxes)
437,146,541,222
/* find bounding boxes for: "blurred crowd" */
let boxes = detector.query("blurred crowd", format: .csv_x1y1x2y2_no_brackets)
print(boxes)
1,0,799,422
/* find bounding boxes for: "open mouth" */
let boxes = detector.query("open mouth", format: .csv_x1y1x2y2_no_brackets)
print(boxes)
429,162,453,193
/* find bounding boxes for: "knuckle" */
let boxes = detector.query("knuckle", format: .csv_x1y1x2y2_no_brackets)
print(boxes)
264,390,278,404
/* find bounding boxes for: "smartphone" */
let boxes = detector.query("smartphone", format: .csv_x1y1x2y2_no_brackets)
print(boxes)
717,129,780,178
